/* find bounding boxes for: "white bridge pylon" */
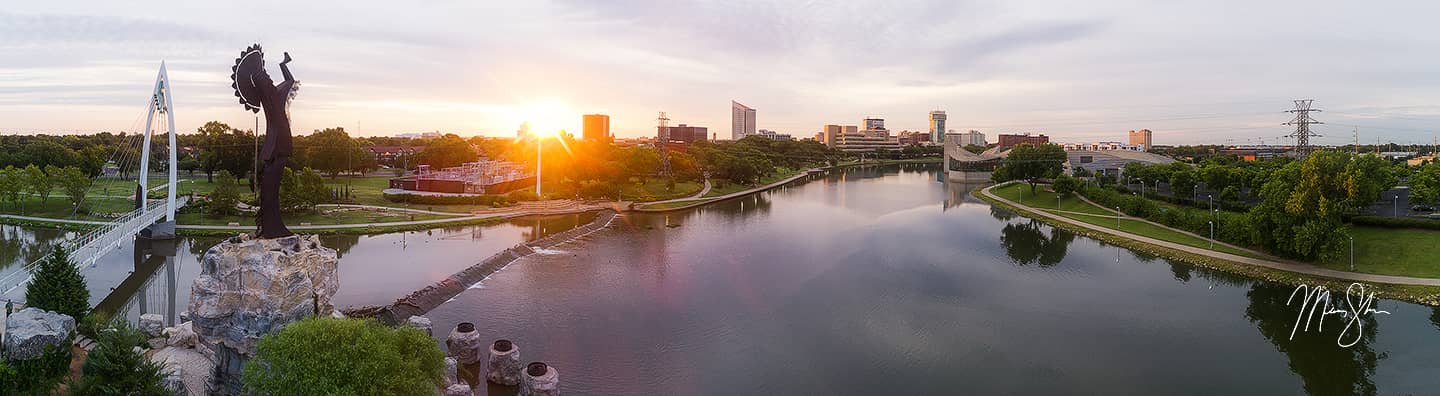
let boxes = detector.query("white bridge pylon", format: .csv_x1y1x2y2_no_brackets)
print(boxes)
0,63,184,302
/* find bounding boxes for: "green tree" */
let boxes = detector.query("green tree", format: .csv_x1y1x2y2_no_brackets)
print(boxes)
1248,151,1385,260
25,245,90,320
0,166,24,210
280,167,328,212
1410,162,1440,205
196,121,257,184
300,127,368,178
1052,174,1080,196
996,143,1066,193
68,323,168,396
58,166,89,211
209,170,242,217
621,146,661,184
417,134,478,169
1169,167,1197,200
242,317,445,396
23,164,52,206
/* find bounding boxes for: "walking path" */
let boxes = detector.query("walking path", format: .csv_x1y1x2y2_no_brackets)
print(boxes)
1069,193,1274,259
633,168,819,212
979,183,1440,287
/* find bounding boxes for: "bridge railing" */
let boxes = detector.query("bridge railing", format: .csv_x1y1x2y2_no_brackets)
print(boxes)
0,197,186,300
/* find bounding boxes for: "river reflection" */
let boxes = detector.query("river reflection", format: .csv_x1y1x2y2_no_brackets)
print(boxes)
425,164,1438,395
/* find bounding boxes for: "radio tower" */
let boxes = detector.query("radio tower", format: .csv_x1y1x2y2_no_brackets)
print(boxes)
657,111,672,177
1283,99,1323,157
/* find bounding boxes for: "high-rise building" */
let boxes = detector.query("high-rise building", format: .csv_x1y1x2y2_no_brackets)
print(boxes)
862,117,886,134
828,123,901,152
955,130,986,147
660,124,708,143
582,114,611,141
1128,129,1153,151
929,111,947,144
731,101,756,140
997,133,1050,149
823,124,842,148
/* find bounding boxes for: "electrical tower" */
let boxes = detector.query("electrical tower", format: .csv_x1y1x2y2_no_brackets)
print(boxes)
1283,99,1323,156
657,111,672,177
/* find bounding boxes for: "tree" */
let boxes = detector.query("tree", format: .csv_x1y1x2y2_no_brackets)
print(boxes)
178,157,201,176
196,121,257,184
1052,174,1080,196
996,143,1066,193
300,127,367,178
209,170,242,217
280,167,328,212
68,323,168,396
242,317,445,396
58,166,89,211
1247,150,1386,260
1412,162,1440,205
25,245,90,320
620,146,661,184
417,134,478,169
23,164,53,206
1169,167,1197,200
0,166,24,210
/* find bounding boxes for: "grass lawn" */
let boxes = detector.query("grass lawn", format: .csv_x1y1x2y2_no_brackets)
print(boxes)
620,179,702,202
703,167,806,198
991,183,1112,216
1317,227,1440,278
991,183,1260,259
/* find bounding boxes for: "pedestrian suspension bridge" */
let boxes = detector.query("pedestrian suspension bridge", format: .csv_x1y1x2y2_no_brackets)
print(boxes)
0,63,189,303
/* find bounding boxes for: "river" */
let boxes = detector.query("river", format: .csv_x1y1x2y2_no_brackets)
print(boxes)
425,164,1438,395
3,164,1438,394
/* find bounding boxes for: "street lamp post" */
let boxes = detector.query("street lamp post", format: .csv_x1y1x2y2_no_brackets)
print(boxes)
1116,206,1122,229
1208,221,1214,249
1393,194,1398,218
1057,195,1062,210
1207,194,1213,212
1349,235,1355,271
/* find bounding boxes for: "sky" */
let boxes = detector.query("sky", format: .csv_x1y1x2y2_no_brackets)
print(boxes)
4,0,1440,145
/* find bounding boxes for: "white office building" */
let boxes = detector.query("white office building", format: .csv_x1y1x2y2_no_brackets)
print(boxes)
731,101,756,140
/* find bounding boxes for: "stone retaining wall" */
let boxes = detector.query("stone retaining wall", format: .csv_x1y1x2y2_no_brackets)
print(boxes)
345,210,618,324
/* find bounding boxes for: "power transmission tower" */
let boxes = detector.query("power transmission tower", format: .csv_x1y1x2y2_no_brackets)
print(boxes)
1283,99,1323,157
657,111,672,177
1353,126,1358,155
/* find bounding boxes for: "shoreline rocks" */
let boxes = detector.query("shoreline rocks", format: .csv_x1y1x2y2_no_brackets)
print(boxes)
3,307,75,360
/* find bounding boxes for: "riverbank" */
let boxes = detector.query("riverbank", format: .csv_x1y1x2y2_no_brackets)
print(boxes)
976,182,1440,306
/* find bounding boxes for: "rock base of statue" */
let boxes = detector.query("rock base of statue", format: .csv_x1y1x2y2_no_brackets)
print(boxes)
187,233,339,396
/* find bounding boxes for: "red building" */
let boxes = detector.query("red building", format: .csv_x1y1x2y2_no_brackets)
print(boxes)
997,133,1050,149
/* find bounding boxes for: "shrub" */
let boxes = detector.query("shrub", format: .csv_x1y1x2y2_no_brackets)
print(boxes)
25,245,89,319
506,189,539,202
4,342,72,394
242,317,445,396
1349,215,1440,230
77,310,113,340
69,323,168,396
209,170,242,217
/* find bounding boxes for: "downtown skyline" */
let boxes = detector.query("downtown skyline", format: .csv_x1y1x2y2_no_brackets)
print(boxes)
4,1,1440,145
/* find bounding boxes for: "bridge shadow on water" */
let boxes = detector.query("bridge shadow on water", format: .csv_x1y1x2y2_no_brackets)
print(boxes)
94,238,183,327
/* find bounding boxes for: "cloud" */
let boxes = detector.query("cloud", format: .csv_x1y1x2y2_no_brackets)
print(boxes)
0,12,227,47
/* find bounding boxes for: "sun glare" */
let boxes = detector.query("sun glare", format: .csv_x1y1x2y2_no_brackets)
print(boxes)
515,100,574,139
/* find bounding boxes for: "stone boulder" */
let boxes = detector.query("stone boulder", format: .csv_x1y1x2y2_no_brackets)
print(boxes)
163,321,198,349
139,313,165,338
187,233,339,357
406,315,432,336
3,307,75,360
444,383,472,396
187,234,338,396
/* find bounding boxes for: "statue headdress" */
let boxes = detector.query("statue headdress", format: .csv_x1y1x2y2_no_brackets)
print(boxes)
230,44,265,113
